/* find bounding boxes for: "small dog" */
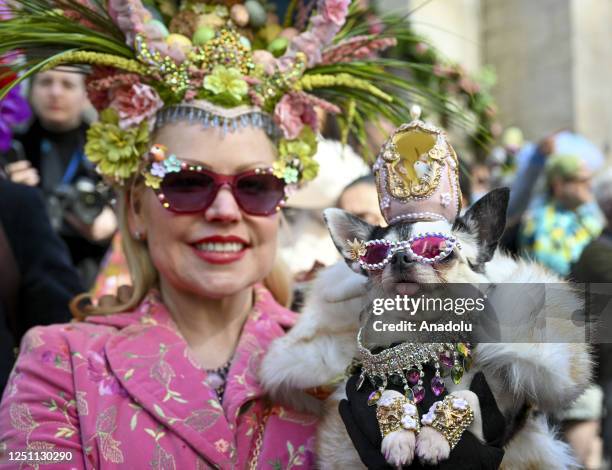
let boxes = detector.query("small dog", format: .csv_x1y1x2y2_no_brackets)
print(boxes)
261,188,592,469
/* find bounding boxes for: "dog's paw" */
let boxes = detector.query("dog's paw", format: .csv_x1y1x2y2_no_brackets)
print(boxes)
381,430,416,467
415,426,450,465
449,389,484,442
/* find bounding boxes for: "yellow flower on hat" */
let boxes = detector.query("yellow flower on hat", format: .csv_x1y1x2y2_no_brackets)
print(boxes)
204,65,248,103
85,109,149,182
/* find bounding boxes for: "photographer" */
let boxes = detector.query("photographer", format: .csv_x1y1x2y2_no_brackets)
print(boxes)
3,67,117,287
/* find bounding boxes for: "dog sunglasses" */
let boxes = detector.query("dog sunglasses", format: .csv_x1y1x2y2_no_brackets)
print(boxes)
143,152,287,216
347,232,459,270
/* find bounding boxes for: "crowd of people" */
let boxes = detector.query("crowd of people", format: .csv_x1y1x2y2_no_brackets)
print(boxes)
0,0,610,468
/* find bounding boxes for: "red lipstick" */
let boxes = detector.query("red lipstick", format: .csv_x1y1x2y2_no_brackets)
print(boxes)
191,235,250,265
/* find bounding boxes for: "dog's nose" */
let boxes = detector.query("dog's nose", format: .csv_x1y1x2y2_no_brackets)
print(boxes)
391,252,414,270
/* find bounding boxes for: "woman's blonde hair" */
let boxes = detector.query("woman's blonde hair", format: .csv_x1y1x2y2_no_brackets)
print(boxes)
71,187,293,318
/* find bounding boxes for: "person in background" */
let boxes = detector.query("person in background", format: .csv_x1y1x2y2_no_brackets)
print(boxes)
488,126,524,188
337,174,386,227
500,135,555,254
3,67,117,287
570,167,612,466
0,176,83,395
469,162,492,204
571,168,612,282
518,153,604,277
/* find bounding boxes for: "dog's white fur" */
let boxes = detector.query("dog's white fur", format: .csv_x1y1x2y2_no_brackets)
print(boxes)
260,238,590,470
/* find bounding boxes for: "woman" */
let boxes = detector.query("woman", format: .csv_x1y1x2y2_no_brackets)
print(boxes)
0,0,421,467
1,119,316,468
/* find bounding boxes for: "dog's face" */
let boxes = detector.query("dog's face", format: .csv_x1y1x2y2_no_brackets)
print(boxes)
324,188,510,296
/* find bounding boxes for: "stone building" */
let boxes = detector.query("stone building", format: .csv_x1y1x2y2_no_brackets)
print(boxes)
382,0,612,157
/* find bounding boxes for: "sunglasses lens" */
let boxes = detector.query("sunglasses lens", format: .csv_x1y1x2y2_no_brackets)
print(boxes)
235,173,285,215
160,170,216,212
361,243,391,266
410,236,451,259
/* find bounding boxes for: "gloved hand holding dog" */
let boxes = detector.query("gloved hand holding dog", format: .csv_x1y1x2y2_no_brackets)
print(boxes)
339,369,506,469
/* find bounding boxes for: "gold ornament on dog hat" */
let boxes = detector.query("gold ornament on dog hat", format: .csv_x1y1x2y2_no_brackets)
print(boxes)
373,105,462,225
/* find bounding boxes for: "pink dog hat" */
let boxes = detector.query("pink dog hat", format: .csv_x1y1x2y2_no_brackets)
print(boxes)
373,106,462,224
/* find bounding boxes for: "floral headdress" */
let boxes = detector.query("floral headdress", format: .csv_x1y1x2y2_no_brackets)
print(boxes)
0,0,445,187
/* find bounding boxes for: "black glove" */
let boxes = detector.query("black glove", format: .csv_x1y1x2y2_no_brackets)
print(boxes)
339,369,506,469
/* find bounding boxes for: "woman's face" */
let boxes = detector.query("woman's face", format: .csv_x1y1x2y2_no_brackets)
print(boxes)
131,123,280,299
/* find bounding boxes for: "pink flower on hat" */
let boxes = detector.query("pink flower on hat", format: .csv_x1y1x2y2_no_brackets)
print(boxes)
109,82,164,129
310,15,338,45
274,93,318,140
321,0,350,26
108,0,151,45
286,32,323,67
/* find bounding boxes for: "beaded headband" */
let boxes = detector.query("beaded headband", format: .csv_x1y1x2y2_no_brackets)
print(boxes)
154,102,280,140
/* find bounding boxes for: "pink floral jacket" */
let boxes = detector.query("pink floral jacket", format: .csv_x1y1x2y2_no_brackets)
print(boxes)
0,287,317,469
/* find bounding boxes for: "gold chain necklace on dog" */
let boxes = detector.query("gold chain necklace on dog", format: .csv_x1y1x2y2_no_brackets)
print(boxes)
356,327,472,405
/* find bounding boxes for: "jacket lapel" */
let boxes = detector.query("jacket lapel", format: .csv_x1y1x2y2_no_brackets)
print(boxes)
223,287,297,424
98,295,237,468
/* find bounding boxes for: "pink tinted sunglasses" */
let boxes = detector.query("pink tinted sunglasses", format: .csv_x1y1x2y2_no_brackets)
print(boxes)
357,232,459,270
155,167,287,216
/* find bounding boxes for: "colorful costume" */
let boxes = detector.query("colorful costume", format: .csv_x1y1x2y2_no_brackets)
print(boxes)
0,287,317,468
519,200,603,277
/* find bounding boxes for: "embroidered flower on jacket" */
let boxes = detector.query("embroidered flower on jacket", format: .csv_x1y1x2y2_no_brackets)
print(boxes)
87,351,128,397
214,438,230,453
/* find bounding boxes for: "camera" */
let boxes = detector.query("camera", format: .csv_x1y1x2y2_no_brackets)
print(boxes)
47,177,112,233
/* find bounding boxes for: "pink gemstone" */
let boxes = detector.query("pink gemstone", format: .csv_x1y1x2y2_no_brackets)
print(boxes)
361,243,391,265
431,376,445,396
406,369,420,385
439,351,454,368
412,385,425,403
411,236,446,259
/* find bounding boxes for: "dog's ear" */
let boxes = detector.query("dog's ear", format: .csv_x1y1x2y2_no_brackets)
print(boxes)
453,188,510,265
323,208,375,273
